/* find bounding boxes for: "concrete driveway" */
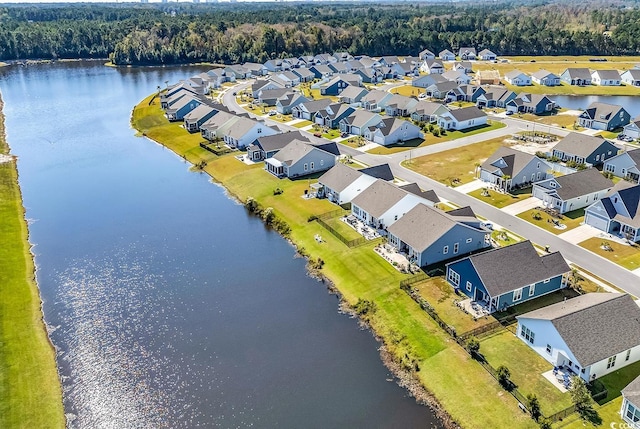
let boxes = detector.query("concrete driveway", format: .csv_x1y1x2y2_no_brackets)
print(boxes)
501,197,541,215
557,224,599,244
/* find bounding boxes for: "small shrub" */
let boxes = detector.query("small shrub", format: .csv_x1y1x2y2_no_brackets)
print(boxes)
262,207,275,224
273,187,284,195
307,214,318,222
497,365,512,390
354,298,377,317
535,151,547,159
532,211,543,221
433,128,440,137
466,337,480,354
245,197,259,213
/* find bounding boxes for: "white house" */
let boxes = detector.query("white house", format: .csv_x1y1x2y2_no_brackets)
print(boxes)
351,179,435,229
532,168,614,214
478,49,497,61
364,118,423,146
620,376,640,428
317,163,378,205
439,49,456,61
223,117,279,150
437,106,487,131
621,69,640,87
624,116,640,140
531,70,561,86
591,69,622,86
584,181,640,242
603,149,640,182
504,70,531,86
516,293,640,382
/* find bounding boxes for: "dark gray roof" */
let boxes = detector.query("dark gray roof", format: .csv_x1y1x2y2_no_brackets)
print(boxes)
622,375,640,407
297,99,333,114
593,69,621,80
318,163,365,193
466,241,570,296
398,183,440,203
481,146,540,178
446,106,487,122
259,88,292,100
447,206,477,218
519,293,640,367
273,140,333,166
564,68,592,80
552,168,614,200
387,203,483,252
552,132,615,158
351,180,411,218
606,182,640,228
580,102,626,122
359,164,394,181
314,141,340,156
255,131,309,153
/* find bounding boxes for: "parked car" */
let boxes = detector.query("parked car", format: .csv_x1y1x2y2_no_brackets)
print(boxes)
268,111,277,116
505,110,514,116
340,132,348,138
313,132,322,137
618,133,626,140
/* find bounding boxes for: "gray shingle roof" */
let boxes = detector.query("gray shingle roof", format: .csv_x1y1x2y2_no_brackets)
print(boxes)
552,132,615,158
580,102,625,122
552,168,614,200
564,68,592,80
318,162,364,192
351,179,410,218
518,293,640,367
532,69,559,80
593,69,621,80
255,131,309,153
481,146,540,178
296,99,333,114
273,140,331,166
622,375,640,407
359,164,394,181
398,183,440,203
387,203,482,252
446,106,487,122
466,241,570,296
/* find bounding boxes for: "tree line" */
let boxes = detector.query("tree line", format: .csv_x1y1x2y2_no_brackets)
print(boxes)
1,1,640,66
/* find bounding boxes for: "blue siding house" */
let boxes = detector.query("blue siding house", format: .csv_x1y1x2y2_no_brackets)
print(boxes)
445,241,570,313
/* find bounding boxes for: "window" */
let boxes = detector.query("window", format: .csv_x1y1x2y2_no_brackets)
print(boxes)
529,284,536,297
304,163,308,171
453,243,459,254
513,288,523,302
394,215,398,221
257,128,262,134
448,269,460,286
520,325,535,344
626,349,632,361
546,344,552,354
595,154,600,161
466,238,473,243
320,159,324,166
543,278,550,284
443,245,449,254
607,356,616,369
310,162,314,170
537,162,540,169
626,402,640,423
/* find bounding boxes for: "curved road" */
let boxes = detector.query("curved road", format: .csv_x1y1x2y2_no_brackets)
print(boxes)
221,81,640,296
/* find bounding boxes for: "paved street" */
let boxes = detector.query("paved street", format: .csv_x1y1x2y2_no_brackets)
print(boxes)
221,81,640,297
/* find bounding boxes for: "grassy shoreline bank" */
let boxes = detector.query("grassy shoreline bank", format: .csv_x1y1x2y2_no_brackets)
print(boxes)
132,94,542,429
0,95,65,426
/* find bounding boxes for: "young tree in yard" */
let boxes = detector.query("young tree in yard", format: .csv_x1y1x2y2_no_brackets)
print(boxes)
497,365,512,390
538,418,552,429
466,336,480,356
570,376,600,423
527,393,541,421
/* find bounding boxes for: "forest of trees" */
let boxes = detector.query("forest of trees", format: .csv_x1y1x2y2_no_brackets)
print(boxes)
1,1,640,66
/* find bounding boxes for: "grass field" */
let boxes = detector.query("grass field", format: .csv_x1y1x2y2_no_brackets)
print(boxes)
367,121,507,155
468,187,532,208
133,95,540,429
579,237,640,270
292,120,313,128
0,95,65,427
403,136,510,186
516,208,585,234
515,112,581,130
391,85,424,97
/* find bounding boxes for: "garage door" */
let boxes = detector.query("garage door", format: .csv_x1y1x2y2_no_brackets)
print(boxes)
585,212,608,231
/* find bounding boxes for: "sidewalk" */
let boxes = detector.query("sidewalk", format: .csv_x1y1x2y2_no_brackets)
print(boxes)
501,197,540,215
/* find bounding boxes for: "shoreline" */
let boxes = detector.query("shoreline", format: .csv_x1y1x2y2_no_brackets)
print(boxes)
0,94,65,426
132,102,462,428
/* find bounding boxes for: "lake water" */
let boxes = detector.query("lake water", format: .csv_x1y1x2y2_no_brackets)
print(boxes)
554,94,640,118
0,61,439,428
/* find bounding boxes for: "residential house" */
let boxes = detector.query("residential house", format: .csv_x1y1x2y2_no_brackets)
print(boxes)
621,69,640,87
161,83,197,106
205,69,229,88
532,168,614,214
478,49,497,61
333,51,353,62
275,71,301,87
161,89,196,110
475,85,517,108
480,146,551,190
317,162,379,205
183,105,218,133
379,55,401,66
351,179,435,229
358,56,382,69
242,62,268,77
410,101,450,123
516,293,640,382
384,94,419,117
246,131,310,162
603,149,640,182
458,47,477,60
561,68,592,86
476,70,501,85
283,57,302,69
258,89,293,107
339,111,383,136
419,48,436,60
624,116,640,139
314,104,356,129
199,111,240,141
443,70,472,85
364,118,423,146
291,99,333,121
224,64,251,80
551,132,618,166
361,90,394,112
504,70,532,86
359,163,395,181
378,65,399,80
265,140,337,178
309,65,334,80
591,69,622,86
420,59,445,75
453,61,473,74
223,117,279,150
328,62,348,74
531,70,561,86
437,106,487,131
354,68,383,84
439,49,456,61
391,62,419,77
388,204,490,267
577,102,631,131
621,376,640,428
251,79,285,98
263,59,285,73
425,81,461,100
164,96,203,122
319,75,358,96
412,74,447,89
506,93,556,115
446,240,571,312
585,181,640,241
338,86,369,105
313,53,336,64
276,93,309,115
292,68,315,83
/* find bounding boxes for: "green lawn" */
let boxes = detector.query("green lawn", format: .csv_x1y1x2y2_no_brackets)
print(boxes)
516,112,581,129
517,208,585,234
391,85,423,97
493,289,581,320
368,121,507,155
593,360,640,404
579,237,640,271
480,331,574,415
133,95,540,429
491,229,524,246
292,120,313,128
468,187,532,208
0,97,65,427
595,128,624,140
555,397,624,429
403,136,511,186
319,214,363,242
413,277,496,334
322,129,341,139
